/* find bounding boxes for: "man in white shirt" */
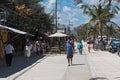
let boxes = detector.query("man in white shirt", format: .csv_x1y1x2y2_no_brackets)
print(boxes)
5,41,15,66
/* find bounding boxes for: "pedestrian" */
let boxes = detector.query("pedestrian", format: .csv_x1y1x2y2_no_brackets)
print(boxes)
42,40,46,54
77,39,83,54
70,39,75,51
88,41,91,53
5,41,15,67
65,39,74,66
36,41,41,56
29,41,33,51
87,38,92,53
31,41,37,54
24,42,31,63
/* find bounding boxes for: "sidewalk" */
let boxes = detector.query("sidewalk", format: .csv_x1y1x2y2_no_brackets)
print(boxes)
0,54,46,80
1,42,120,80
0,49,92,80
9,53,92,80
62,53,92,80
86,49,120,80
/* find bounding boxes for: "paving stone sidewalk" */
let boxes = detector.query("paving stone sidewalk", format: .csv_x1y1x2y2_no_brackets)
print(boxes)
62,53,92,80
85,48,120,80
1,41,120,80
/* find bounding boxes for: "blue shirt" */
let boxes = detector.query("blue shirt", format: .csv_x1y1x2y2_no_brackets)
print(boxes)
65,42,73,54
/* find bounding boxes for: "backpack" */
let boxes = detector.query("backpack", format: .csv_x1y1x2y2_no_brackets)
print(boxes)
77,42,83,49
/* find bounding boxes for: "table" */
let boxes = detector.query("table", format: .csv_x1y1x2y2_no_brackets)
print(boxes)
51,46,60,53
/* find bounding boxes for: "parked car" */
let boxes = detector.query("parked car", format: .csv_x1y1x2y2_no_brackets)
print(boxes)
106,38,116,50
117,43,120,55
107,39,120,53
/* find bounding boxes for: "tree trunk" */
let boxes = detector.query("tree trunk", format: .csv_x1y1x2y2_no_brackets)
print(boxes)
99,21,103,40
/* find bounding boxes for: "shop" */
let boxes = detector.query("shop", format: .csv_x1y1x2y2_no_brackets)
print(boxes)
0,24,34,59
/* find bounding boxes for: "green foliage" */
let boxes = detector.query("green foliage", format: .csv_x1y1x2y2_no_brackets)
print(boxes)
75,0,120,39
6,0,53,36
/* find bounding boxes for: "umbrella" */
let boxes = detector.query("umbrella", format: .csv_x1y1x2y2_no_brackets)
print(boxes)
49,32,68,37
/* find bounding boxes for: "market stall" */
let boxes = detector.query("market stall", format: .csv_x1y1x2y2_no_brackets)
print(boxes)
49,32,68,54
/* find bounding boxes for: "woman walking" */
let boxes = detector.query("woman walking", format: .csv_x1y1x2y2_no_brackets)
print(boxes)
77,39,83,54
24,42,31,63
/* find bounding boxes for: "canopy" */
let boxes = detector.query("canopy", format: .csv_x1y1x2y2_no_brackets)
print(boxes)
49,32,68,37
0,25,34,36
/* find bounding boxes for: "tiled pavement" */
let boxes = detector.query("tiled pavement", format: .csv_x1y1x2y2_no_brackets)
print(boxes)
1,42,120,80
86,49,120,80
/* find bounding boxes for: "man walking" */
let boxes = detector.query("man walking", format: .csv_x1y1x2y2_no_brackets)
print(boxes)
5,41,15,66
65,39,74,66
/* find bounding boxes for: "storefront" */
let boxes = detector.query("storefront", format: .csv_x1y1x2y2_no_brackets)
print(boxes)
0,24,34,59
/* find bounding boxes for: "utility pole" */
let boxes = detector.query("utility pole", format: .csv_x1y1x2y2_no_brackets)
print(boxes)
68,20,73,34
55,0,57,32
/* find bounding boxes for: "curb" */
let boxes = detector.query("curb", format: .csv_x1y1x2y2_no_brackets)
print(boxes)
10,54,50,80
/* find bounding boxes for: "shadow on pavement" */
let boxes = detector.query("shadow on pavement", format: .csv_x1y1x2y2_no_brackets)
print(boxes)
114,77,120,79
71,63,85,66
0,54,45,78
89,77,108,80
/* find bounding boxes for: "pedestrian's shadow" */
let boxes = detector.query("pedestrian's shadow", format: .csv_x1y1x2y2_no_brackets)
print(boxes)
71,63,85,66
114,77,120,79
0,54,45,78
89,77,108,80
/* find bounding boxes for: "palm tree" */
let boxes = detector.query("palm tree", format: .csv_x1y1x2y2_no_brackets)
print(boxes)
103,21,119,38
88,26,99,41
81,4,109,38
76,0,120,40
104,24,115,38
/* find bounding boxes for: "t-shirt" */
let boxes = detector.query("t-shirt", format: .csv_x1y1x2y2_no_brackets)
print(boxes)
77,42,83,49
65,42,73,54
5,44,14,54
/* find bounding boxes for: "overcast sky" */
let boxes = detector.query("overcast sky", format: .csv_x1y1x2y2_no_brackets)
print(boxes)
40,0,120,28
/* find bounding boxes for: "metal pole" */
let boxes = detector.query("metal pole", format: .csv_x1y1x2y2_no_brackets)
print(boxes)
69,21,72,34
55,0,57,32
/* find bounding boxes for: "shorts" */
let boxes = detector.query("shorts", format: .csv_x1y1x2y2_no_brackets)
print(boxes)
67,53,73,59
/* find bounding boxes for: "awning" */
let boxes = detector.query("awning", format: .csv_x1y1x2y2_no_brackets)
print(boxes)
49,32,68,37
0,24,34,36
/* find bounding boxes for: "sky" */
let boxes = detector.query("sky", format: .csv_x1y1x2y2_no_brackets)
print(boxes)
39,0,120,28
